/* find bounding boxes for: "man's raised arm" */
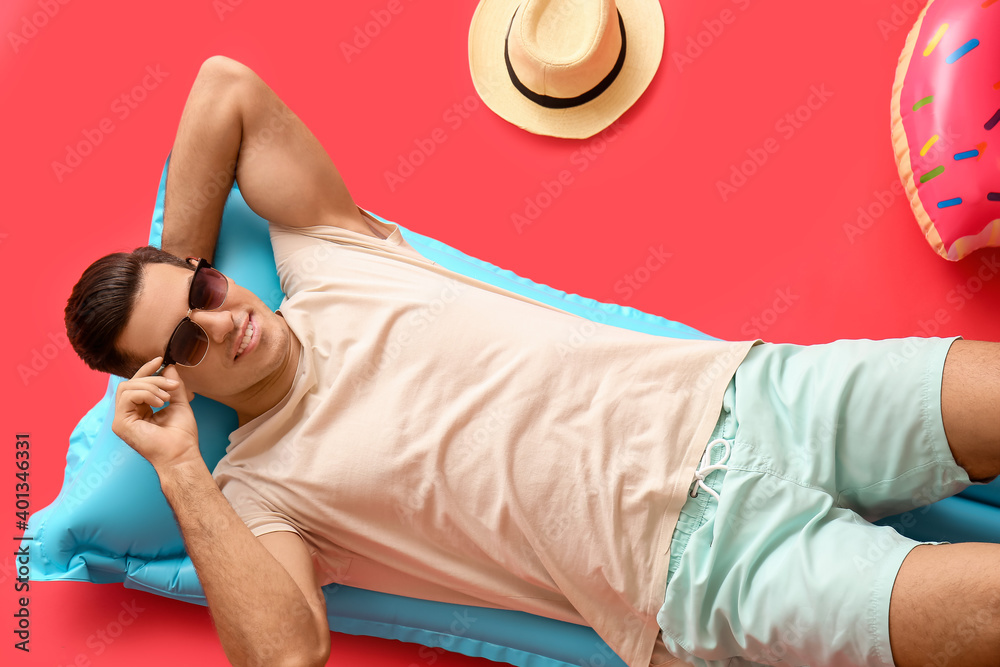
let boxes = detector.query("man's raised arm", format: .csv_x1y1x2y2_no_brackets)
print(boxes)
161,55,372,262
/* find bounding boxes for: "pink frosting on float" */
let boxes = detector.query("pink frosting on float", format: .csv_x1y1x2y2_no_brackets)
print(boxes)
896,0,1000,260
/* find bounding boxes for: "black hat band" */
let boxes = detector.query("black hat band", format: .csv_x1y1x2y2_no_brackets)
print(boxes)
503,6,627,110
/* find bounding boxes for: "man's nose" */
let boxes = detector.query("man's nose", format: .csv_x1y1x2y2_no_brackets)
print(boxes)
190,309,237,344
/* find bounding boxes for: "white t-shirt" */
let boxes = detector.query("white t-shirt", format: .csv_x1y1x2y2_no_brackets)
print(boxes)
212,211,760,667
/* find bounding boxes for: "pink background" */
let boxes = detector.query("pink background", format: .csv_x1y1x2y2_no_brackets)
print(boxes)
2,0,998,665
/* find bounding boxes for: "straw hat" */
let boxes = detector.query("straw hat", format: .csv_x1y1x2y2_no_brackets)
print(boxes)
468,0,664,139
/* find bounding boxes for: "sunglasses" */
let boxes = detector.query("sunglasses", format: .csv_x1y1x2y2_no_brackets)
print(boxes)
152,257,230,376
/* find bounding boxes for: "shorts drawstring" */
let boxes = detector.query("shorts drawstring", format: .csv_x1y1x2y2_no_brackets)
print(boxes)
689,437,733,502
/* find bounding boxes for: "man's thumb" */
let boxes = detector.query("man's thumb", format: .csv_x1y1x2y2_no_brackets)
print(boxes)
160,367,195,404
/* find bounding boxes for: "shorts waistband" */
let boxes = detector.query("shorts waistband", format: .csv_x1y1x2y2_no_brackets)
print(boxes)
665,375,737,587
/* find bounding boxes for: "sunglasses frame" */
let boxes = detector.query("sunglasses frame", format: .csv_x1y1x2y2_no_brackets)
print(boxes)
151,257,229,377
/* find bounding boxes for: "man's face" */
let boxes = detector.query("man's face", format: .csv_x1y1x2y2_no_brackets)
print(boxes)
117,262,294,409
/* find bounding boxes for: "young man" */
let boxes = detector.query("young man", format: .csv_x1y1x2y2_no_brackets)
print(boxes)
64,56,1000,667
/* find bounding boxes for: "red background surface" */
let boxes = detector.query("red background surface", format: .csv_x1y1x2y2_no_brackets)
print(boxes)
2,0,998,665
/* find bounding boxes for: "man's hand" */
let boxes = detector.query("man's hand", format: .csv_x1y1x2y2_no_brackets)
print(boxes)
112,357,200,473
119,355,333,667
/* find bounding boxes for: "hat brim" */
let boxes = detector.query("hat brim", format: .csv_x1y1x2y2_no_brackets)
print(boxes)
468,0,664,139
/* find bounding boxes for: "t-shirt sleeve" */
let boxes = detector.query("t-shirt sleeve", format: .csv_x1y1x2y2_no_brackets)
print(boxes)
268,222,333,300
214,469,305,540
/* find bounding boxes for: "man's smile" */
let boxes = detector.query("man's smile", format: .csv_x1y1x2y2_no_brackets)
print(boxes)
234,312,259,360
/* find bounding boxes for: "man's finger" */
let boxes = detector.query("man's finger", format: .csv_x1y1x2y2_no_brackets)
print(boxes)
159,365,196,403
120,387,165,410
162,382,194,406
133,356,165,379
160,364,181,382
127,378,179,394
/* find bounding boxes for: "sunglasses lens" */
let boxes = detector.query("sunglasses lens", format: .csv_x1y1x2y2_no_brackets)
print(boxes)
168,321,209,367
191,267,228,310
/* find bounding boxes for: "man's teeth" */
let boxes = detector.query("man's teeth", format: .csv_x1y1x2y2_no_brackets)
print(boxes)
237,323,254,356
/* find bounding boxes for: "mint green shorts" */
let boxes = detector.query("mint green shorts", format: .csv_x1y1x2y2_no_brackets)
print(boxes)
657,336,979,667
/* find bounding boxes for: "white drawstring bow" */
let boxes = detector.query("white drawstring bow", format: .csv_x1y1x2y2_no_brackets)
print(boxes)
689,437,732,502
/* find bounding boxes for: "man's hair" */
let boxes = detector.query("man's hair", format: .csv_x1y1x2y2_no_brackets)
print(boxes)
65,246,194,379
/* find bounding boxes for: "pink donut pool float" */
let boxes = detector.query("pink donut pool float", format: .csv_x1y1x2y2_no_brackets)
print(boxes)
891,0,1000,261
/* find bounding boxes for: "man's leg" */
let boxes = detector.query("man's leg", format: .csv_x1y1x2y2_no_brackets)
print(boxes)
890,544,1000,667
940,340,1000,482
889,340,1000,667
